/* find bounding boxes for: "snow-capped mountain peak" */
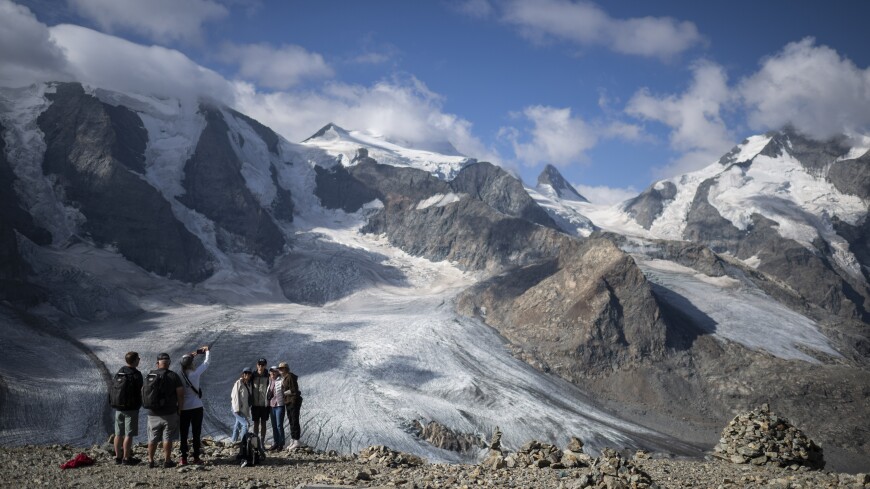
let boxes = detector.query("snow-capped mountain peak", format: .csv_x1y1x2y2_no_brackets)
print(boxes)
301,122,475,180
536,164,589,202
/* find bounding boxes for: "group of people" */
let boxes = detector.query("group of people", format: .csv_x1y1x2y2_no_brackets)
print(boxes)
109,348,303,469
230,358,303,451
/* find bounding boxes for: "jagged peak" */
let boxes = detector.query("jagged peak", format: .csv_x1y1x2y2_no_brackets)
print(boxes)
536,164,588,202
303,122,350,142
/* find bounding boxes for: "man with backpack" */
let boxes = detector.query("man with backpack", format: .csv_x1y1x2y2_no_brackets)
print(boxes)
143,352,184,469
109,351,144,466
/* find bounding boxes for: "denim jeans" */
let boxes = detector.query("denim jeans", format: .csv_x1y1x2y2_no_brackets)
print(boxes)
231,412,248,442
270,406,285,447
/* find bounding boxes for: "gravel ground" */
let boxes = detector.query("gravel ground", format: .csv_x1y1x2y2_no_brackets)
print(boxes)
1,443,868,489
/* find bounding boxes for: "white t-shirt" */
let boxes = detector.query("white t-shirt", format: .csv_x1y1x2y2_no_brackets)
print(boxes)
180,351,210,411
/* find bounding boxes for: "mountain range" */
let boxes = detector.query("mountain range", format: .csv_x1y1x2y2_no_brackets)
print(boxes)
0,82,867,471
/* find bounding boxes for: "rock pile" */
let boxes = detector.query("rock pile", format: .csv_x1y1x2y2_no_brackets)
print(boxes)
358,445,425,467
482,436,593,470
578,448,657,489
714,403,825,470
411,419,486,453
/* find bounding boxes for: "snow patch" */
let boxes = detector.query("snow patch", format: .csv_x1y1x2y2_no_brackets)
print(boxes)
222,108,278,208
416,193,462,210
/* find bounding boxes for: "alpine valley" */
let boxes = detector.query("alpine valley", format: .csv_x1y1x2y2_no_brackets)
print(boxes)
0,82,868,472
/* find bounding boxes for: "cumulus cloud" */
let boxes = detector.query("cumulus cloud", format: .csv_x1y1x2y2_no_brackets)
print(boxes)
233,75,498,162
739,37,870,140
50,24,234,104
501,0,702,59
575,183,638,205
220,43,334,90
68,0,227,44
501,105,646,167
0,0,71,87
626,60,734,175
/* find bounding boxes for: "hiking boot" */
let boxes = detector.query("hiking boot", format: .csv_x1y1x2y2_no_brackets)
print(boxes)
121,457,141,466
114,457,122,465
191,456,204,465
179,456,188,466
286,439,300,451
163,460,177,469
148,460,156,469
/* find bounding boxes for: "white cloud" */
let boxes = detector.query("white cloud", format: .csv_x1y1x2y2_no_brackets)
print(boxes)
501,105,646,167
0,0,71,87
455,0,493,18
68,0,227,44
575,183,638,205
50,24,234,104
626,60,734,176
233,75,499,163
739,37,870,140
220,43,334,90
501,0,702,59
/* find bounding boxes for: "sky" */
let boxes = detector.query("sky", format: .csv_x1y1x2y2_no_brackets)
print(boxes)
3,0,870,204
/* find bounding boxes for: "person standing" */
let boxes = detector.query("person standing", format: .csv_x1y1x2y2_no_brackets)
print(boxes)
249,358,270,444
230,367,253,442
178,345,210,465
267,366,285,451
109,351,144,466
143,352,184,469
278,361,303,451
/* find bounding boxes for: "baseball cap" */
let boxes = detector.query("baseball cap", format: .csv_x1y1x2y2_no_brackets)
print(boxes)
242,367,252,374
269,365,278,371
157,352,171,361
278,362,288,369
257,358,267,365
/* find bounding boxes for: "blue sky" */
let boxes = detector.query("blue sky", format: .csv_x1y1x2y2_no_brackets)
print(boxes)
5,0,870,203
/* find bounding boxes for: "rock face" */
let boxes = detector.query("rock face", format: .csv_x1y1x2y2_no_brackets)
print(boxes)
316,157,574,271
0,121,51,304
358,445,425,467
36,83,213,282
622,181,677,229
450,161,559,228
457,236,667,374
829,149,870,200
178,107,287,263
714,404,825,470
537,164,588,202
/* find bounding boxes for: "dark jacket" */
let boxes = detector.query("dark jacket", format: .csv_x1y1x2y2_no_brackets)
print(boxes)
250,370,270,407
281,372,302,407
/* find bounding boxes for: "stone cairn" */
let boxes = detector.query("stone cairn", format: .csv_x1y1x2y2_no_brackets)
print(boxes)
481,429,656,488
411,419,487,453
358,445,425,468
713,403,825,470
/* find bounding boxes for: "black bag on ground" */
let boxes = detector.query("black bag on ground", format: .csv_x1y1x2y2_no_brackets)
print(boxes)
141,370,171,410
238,431,265,467
109,368,141,410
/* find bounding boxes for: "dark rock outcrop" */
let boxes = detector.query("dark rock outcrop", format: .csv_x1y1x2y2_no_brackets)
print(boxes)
450,162,559,229
228,109,281,156
536,164,588,202
37,83,213,282
623,181,677,229
269,166,294,222
759,128,850,176
178,107,286,263
828,149,870,200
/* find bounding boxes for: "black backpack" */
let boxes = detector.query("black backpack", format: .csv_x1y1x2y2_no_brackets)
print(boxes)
239,431,265,467
142,370,172,410
109,368,141,410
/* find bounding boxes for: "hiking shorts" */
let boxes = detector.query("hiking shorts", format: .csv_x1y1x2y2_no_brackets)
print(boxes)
147,413,179,443
114,409,139,437
251,406,270,422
